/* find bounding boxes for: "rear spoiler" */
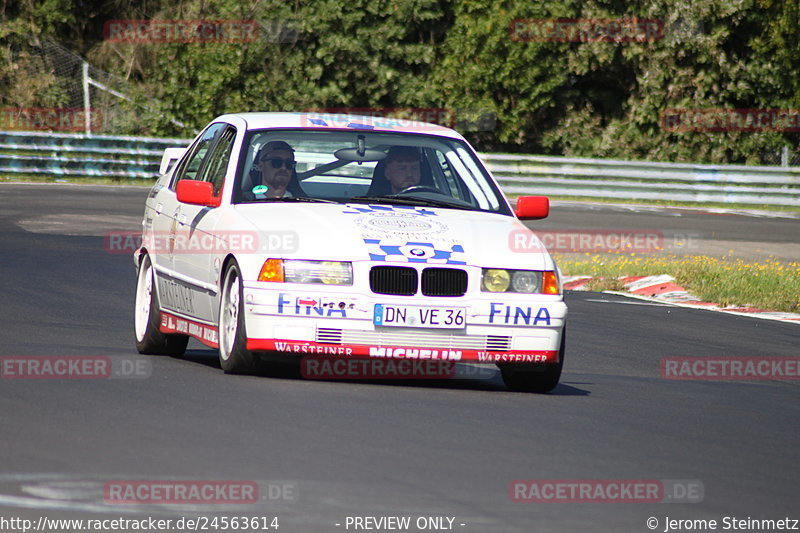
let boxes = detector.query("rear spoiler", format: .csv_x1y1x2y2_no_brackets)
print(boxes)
159,147,187,175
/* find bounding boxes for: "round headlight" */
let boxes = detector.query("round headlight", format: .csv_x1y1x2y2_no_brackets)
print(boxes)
320,261,352,285
511,270,540,293
483,269,510,292
284,261,313,283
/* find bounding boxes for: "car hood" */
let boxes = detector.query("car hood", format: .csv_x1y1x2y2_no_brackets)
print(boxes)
233,202,553,270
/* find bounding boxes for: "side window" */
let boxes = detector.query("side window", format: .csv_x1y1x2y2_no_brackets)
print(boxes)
200,127,236,196
170,123,226,189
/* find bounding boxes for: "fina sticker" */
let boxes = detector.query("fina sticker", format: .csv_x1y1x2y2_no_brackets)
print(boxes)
252,185,269,194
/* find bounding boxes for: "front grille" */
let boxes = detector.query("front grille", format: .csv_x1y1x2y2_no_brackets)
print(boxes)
317,328,343,344
486,335,512,351
370,266,418,296
421,268,468,297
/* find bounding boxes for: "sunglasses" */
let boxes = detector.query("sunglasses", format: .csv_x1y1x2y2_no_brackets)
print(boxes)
261,157,296,169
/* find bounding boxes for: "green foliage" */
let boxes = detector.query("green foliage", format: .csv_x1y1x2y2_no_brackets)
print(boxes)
539,0,800,163
2,0,799,163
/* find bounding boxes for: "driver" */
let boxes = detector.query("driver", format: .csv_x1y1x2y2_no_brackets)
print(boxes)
255,140,297,198
383,146,422,194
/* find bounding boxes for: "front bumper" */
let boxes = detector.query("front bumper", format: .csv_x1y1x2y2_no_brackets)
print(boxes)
241,284,567,364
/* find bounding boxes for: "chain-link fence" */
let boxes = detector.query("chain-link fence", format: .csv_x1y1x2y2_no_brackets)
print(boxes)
760,147,800,167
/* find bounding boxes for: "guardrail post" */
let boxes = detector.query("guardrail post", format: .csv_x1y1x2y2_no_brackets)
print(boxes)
781,146,789,168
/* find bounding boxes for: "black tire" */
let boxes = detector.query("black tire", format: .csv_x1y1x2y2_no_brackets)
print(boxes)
500,328,566,393
218,261,263,374
134,255,189,356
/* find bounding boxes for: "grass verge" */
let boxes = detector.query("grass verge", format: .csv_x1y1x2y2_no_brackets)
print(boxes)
554,253,800,313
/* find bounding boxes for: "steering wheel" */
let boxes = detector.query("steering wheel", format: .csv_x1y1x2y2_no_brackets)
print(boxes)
397,185,440,194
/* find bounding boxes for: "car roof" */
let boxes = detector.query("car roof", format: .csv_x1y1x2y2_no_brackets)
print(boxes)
213,112,466,140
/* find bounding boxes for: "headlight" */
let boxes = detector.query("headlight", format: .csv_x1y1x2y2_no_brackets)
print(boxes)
482,269,510,292
258,259,352,285
481,269,560,294
511,270,540,293
318,261,353,285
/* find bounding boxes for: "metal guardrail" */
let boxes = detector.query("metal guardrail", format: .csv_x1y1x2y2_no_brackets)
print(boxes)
0,131,189,179
1,131,799,207
482,153,800,207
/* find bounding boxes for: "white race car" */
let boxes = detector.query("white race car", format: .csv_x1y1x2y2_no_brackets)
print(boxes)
134,112,567,392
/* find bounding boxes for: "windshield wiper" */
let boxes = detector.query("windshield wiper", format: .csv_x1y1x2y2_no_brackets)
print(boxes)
350,195,474,211
258,196,337,203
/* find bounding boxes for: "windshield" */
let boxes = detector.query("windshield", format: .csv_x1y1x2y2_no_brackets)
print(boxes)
233,129,512,215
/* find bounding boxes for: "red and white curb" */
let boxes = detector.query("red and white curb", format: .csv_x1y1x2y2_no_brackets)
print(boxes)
563,275,800,324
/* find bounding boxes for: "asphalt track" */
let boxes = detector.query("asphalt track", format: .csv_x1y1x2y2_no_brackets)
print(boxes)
0,183,798,533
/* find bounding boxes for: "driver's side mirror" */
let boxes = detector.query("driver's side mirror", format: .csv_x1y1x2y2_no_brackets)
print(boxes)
515,196,549,220
176,179,220,207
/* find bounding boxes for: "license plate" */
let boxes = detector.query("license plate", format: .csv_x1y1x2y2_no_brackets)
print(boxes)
373,304,466,329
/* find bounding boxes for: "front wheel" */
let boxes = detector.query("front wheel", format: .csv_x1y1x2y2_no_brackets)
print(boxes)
500,328,566,393
134,255,188,356
218,262,263,374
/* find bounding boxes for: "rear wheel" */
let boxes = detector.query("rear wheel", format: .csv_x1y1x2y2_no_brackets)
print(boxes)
134,255,188,356
500,328,566,393
218,262,263,374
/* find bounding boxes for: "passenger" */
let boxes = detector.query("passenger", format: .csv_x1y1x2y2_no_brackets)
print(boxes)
382,146,422,194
